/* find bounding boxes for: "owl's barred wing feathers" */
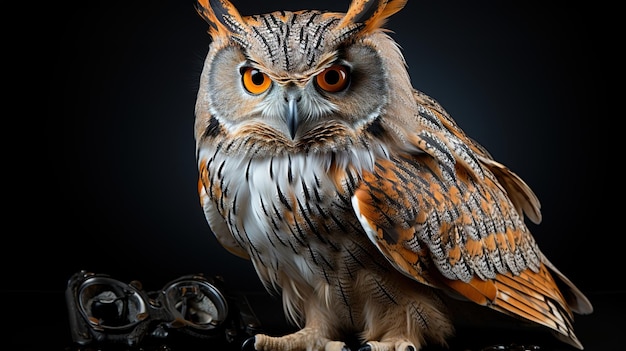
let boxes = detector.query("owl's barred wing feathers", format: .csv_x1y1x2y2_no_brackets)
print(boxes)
413,89,542,224
352,92,591,349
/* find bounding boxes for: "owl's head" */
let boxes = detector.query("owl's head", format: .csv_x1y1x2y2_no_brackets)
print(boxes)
195,0,415,155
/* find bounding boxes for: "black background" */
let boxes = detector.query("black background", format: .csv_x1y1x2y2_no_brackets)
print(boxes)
7,0,618,350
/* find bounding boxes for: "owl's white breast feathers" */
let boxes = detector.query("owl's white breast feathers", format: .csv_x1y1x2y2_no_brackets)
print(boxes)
198,142,388,287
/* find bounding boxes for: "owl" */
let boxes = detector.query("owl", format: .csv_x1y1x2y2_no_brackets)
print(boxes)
193,1,593,350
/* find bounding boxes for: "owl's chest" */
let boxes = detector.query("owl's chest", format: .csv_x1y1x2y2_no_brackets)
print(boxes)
204,150,365,257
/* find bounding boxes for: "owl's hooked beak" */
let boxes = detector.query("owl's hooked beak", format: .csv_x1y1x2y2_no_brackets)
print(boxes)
286,93,300,140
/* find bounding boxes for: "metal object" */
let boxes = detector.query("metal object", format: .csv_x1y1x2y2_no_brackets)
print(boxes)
65,270,255,347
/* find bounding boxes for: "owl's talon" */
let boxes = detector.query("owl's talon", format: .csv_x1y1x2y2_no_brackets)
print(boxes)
241,336,256,351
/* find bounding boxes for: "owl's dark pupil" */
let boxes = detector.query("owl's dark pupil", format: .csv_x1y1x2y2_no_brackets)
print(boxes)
324,70,340,85
251,70,265,85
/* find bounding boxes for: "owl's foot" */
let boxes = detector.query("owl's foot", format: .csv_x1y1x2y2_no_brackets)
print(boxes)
357,340,416,351
241,328,349,351
241,333,421,351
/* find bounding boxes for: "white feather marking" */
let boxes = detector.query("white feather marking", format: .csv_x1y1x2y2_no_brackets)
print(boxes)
351,195,379,244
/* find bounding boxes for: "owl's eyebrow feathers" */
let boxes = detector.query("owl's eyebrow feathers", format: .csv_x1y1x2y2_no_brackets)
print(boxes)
241,10,344,72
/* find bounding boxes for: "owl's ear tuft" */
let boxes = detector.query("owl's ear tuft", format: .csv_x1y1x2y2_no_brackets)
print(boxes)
196,0,247,38
337,0,407,36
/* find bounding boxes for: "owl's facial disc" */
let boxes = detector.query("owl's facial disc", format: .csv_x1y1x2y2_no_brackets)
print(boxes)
206,40,387,144
237,59,339,140
250,63,353,140
249,70,345,141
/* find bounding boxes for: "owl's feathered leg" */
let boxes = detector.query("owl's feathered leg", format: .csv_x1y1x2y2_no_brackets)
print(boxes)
354,279,454,351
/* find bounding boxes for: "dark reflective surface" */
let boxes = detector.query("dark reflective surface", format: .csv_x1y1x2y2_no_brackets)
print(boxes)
5,290,619,351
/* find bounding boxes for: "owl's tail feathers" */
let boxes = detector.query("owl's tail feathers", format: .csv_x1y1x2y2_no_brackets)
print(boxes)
541,255,594,315
489,262,592,350
439,261,592,350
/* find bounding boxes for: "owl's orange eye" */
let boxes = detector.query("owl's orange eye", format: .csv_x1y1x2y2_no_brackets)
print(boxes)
241,67,272,95
315,65,350,93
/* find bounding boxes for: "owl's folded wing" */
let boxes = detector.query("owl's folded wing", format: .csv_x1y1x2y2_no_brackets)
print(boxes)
350,145,587,349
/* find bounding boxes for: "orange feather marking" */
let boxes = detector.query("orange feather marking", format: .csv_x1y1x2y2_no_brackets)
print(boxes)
443,276,497,306
448,246,461,266
362,0,408,34
196,0,247,38
495,232,510,252
464,238,483,258
495,290,560,330
499,265,570,315
483,233,497,251
336,0,408,35
496,273,547,302
328,162,348,191
505,228,517,252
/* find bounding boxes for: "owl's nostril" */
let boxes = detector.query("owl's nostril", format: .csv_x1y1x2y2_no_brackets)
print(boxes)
283,96,301,103
283,88,302,102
